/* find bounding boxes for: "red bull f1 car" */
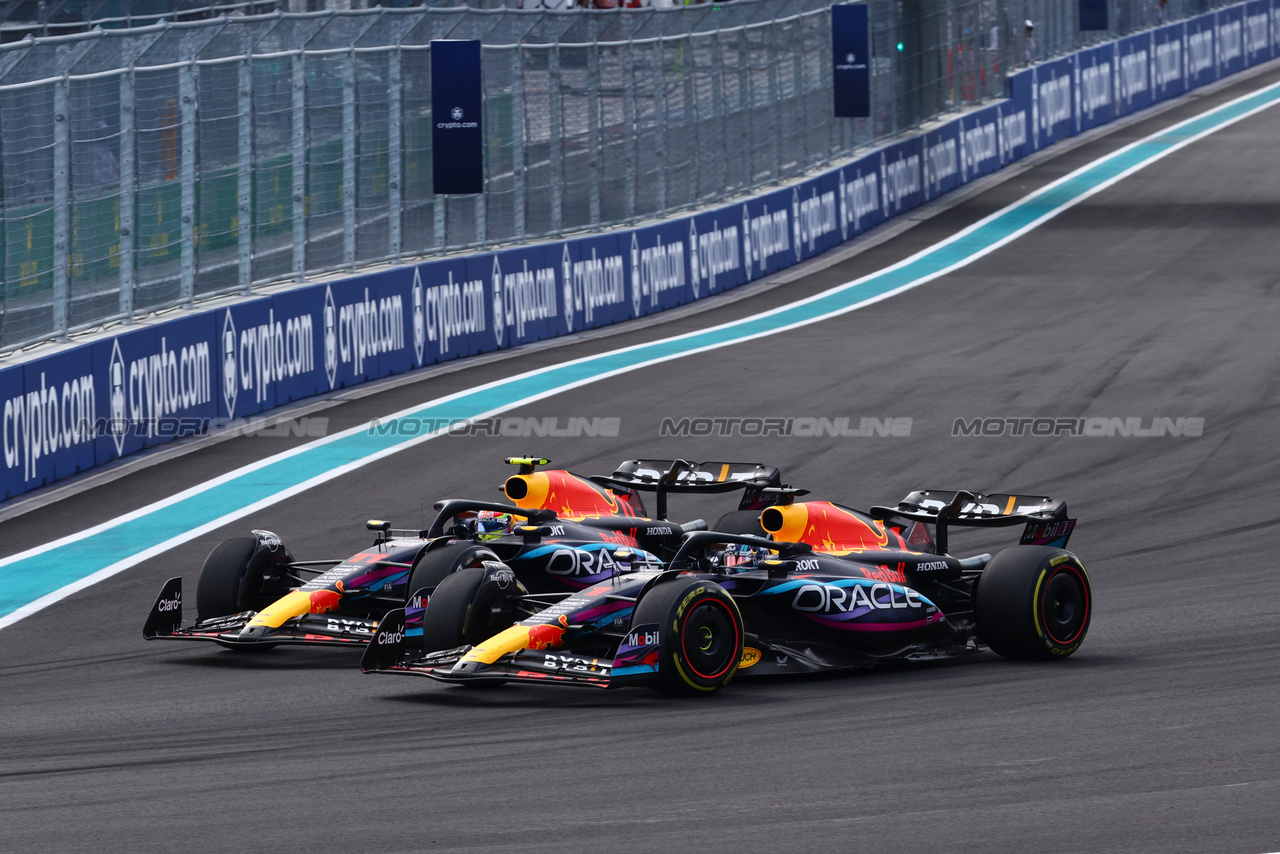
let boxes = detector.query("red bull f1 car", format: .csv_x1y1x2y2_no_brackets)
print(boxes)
143,457,796,651
361,488,1091,694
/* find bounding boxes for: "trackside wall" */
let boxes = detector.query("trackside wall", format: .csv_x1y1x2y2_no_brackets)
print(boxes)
2,1,1277,501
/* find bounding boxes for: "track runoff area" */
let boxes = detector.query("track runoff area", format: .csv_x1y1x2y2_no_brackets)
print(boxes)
2,75,1280,630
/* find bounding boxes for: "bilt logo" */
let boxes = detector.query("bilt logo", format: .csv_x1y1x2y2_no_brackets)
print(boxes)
323,286,338,389
491,256,505,347
412,268,425,366
109,339,127,455
562,245,574,332
222,311,238,418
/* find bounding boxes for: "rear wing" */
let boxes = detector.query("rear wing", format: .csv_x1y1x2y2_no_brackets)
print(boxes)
590,459,799,519
870,490,1075,555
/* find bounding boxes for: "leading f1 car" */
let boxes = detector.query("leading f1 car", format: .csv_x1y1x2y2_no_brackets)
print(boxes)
361,488,1092,694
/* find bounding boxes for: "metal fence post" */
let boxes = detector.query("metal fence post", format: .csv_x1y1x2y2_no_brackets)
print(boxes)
511,44,526,241
180,61,197,306
587,41,601,229
52,76,69,338
652,38,666,216
683,31,697,202
767,22,781,181
711,28,725,189
548,43,563,236
291,51,306,281
238,57,252,293
389,47,402,261
476,44,486,251
119,70,136,319
343,49,356,270
623,37,636,223
795,24,809,167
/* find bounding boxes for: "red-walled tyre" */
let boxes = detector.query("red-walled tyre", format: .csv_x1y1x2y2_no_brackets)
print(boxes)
975,546,1092,660
631,579,743,696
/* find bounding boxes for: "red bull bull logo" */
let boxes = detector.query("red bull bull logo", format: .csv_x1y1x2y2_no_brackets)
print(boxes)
308,589,342,614
526,623,567,650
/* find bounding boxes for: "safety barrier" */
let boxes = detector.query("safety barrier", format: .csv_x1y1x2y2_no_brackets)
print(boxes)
2,0,1278,501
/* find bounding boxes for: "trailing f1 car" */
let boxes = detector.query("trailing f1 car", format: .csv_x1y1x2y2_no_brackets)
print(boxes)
143,456,796,650
361,489,1092,694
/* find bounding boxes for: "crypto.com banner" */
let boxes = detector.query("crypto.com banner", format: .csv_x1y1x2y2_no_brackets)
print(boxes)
2,0,1275,501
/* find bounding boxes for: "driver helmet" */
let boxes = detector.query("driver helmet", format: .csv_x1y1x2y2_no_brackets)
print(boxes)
707,542,771,571
471,510,513,540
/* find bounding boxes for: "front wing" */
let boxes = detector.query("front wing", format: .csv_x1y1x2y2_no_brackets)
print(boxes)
361,609,617,688
143,577,402,649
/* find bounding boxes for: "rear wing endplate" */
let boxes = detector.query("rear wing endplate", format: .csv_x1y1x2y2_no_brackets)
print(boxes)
870,490,1074,554
591,459,793,519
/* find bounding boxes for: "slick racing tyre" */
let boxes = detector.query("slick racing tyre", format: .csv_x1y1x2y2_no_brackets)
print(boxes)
711,510,767,538
406,542,499,602
631,579,743,696
420,566,524,653
975,546,1092,660
195,536,295,620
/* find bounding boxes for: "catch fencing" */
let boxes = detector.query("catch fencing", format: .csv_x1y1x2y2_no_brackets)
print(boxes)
0,0,1247,351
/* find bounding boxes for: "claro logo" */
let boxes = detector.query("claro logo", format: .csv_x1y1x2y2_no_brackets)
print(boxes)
377,630,405,645
157,595,182,612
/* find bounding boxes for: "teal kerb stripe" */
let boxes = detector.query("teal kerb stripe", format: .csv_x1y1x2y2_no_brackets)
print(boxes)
2,79,1279,624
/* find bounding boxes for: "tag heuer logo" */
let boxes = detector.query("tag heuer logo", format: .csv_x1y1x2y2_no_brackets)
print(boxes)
451,107,463,121
412,268,425,366
629,234,641,317
562,244,574,332
222,311,238,418
323,286,338,389
688,219,700,298
492,257,505,347
109,339,127,456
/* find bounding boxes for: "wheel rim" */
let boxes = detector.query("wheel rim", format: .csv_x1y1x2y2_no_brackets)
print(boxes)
680,598,739,680
1041,566,1088,645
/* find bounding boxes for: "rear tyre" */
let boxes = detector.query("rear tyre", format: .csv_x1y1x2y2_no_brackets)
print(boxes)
631,579,743,696
975,546,1092,660
196,536,294,620
711,510,767,538
420,566,521,653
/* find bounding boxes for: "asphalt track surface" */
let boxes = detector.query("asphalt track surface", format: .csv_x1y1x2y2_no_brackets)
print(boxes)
3,67,1280,854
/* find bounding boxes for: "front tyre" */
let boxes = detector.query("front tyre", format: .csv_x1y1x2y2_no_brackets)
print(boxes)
195,536,295,620
420,566,524,653
975,546,1092,660
406,542,499,601
631,579,743,696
